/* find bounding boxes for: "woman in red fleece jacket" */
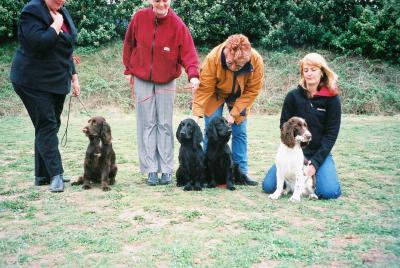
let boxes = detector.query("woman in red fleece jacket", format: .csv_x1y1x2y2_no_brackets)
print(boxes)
123,0,200,186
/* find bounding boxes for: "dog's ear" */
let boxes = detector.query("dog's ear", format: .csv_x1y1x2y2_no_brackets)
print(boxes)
176,122,183,143
281,120,295,148
192,121,203,146
206,121,218,142
101,121,112,144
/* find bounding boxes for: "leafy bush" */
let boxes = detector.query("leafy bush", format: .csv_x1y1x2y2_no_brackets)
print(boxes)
65,0,144,46
1,0,399,62
0,0,27,41
173,1,275,46
334,0,400,63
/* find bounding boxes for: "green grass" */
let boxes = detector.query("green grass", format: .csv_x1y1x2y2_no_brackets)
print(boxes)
0,111,399,267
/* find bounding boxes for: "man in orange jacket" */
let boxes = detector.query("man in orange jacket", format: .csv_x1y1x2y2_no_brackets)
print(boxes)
192,34,264,183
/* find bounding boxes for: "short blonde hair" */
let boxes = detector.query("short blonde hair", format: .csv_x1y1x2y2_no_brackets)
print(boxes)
299,53,339,95
224,34,252,63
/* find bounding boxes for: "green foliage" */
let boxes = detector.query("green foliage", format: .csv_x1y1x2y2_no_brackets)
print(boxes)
173,1,275,45
335,0,400,63
1,0,399,62
65,0,144,46
0,0,27,41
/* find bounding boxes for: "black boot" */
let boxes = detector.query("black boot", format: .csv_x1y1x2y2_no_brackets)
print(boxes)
34,176,50,186
50,174,64,192
244,174,258,186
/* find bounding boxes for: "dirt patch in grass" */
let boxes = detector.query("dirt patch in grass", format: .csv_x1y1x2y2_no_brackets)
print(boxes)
361,248,397,265
252,260,280,267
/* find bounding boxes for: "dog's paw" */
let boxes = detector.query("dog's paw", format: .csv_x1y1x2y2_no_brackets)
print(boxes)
193,185,202,191
309,193,318,200
268,192,281,200
102,186,111,191
289,195,301,202
82,185,91,190
282,189,290,195
227,185,236,191
183,185,193,191
207,182,216,188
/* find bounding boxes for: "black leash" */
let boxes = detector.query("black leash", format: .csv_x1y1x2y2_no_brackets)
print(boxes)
76,95,92,117
61,95,92,147
60,96,72,147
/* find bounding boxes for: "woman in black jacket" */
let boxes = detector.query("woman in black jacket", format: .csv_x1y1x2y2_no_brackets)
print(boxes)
262,53,341,199
10,0,80,192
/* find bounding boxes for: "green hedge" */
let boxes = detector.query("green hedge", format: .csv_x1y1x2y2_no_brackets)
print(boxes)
0,0,25,41
1,0,399,63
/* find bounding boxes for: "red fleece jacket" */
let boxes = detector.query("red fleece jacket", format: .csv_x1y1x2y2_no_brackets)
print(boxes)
123,7,199,84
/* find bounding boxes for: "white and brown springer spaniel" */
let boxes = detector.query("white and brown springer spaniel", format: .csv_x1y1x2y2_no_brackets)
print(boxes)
269,116,318,202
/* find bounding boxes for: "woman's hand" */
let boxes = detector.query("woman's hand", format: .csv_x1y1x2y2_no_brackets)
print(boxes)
189,77,200,94
49,10,63,34
71,74,80,96
305,162,316,176
125,75,135,99
226,114,235,125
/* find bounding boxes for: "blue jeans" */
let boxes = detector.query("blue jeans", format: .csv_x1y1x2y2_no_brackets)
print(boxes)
204,104,248,174
262,154,341,199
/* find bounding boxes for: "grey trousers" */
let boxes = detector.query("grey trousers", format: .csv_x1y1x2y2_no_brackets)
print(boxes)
134,76,176,174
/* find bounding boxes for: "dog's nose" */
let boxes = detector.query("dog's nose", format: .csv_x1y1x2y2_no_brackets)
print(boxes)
82,127,88,133
305,132,312,140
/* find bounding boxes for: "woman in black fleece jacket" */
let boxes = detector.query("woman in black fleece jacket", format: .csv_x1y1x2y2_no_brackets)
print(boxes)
262,53,341,199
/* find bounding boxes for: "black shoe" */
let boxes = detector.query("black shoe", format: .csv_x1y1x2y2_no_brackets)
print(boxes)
50,174,64,192
160,173,172,185
35,176,50,186
244,174,258,186
147,172,158,186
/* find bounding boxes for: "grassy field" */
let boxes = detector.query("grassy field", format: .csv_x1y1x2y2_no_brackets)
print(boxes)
0,109,399,267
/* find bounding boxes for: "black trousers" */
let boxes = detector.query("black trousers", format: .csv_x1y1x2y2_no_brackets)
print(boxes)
13,84,66,179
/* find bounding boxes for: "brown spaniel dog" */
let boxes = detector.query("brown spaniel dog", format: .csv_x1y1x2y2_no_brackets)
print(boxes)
72,116,117,191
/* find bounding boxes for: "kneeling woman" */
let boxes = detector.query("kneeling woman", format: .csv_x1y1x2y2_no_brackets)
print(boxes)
262,53,342,199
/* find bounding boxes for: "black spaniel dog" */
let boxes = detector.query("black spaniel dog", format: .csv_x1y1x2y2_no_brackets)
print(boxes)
72,116,117,191
175,118,205,191
205,116,257,191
